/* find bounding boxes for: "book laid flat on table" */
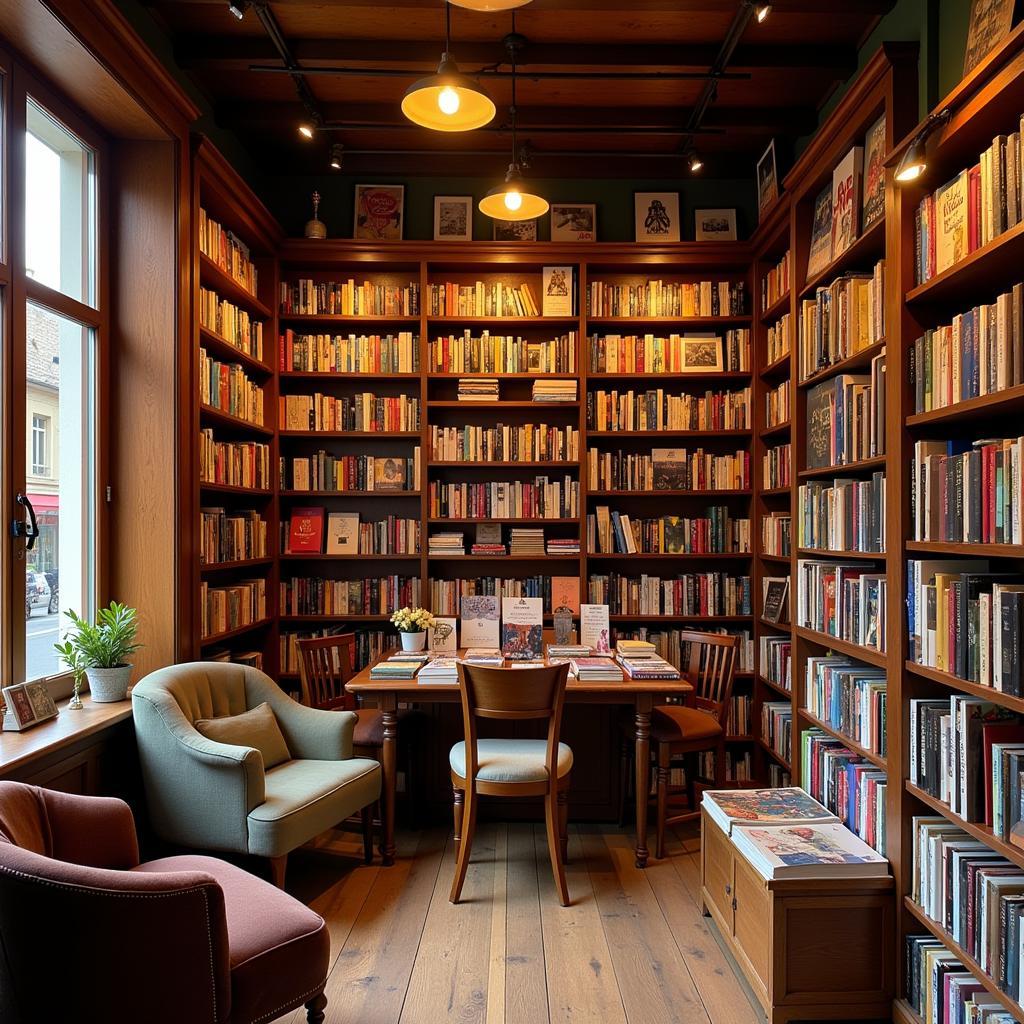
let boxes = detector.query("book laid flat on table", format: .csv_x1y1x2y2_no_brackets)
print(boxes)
418,657,459,684
701,787,838,836
733,822,889,880
616,655,680,680
570,657,624,682
461,648,504,666
370,660,421,680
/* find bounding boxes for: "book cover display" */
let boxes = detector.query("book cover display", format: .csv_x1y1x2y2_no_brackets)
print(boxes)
702,787,838,836
288,507,324,553
460,595,500,648
501,596,544,659
580,603,611,653
861,114,887,232
806,184,833,279
732,823,889,879
831,146,864,260
325,511,359,554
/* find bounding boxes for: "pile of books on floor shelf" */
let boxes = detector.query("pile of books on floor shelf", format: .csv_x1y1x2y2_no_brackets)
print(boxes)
532,378,577,403
457,377,499,402
428,532,465,556
702,788,888,881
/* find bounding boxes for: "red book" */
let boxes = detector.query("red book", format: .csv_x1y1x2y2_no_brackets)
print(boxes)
982,722,1024,825
288,506,324,553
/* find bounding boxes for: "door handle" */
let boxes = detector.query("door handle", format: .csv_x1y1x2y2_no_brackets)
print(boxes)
12,493,39,551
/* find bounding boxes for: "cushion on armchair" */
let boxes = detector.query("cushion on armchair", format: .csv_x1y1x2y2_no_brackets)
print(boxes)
195,702,291,769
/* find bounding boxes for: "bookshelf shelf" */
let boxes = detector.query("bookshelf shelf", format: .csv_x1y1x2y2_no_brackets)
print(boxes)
428,401,580,410
799,219,886,299
428,372,578,380
280,490,422,498
904,540,1024,558
608,614,752,623
280,552,421,561
428,461,580,469
759,486,791,497
796,339,887,390
903,660,1024,715
279,313,420,324
280,371,419,381
725,735,755,743
587,489,751,497
759,552,791,563
200,617,274,647
199,481,272,497
760,291,791,325
759,421,791,439
797,707,887,769
757,617,791,632
587,315,751,326
793,626,887,668
199,404,274,437
426,517,570,525
797,454,886,479
587,371,751,383
796,547,885,561
587,551,752,561
905,383,1024,427
426,554,581,562
586,429,752,439
279,614,393,622
198,327,273,377
429,316,578,326
759,351,791,378
756,738,791,771
892,999,923,1024
199,557,274,574
279,430,421,439
199,253,273,319
757,675,792,700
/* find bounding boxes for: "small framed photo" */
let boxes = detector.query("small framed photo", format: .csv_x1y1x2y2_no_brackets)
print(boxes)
762,578,790,625
550,203,596,242
680,336,723,373
430,617,458,654
433,195,473,242
695,208,737,241
635,192,680,243
756,140,779,221
354,184,404,241
2,682,58,731
493,218,537,242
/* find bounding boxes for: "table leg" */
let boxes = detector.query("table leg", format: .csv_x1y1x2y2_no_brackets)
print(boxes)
381,695,398,866
634,695,652,868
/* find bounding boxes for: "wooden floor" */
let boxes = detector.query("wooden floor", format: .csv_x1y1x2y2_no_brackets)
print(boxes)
281,821,762,1024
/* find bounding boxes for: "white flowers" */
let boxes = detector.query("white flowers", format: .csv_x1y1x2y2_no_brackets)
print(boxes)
390,606,435,634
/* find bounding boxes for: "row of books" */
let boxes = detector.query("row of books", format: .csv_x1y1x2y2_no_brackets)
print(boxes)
587,447,751,492
429,424,579,463
429,280,540,318
587,279,747,319
910,283,1024,415
761,511,791,557
586,387,751,432
427,332,577,374
279,331,419,374
914,116,1024,285
588,506,751,555
763,442,790,490
702,749,753,782
200,432,271,490
280,279,420,317
796,559,887,652
762,701,792,762
281,510,420,556
199,349,265,425
200,578,266,639
796,473,886,553
768,764,792,787
911,818,1024,995
804,356,886,469
759,635,791,692
199,287,264,359
586,330,750,374
766,314,791,367
585,572,752,617
279,575,421,617
761,250,791,312
279,392,419,434
427,477,578,520
429,576,573,616
912,437,1024,545
612,626,753,673
765,379,790,428
726,694,751,736
280,451,420,493
801,726,887,854
280,627,394,674
907,559,1024,693
797,260,885,382
805,655,887,757
199,508,267,565
198,208,258,297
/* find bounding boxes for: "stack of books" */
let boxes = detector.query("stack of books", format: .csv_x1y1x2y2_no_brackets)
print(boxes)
457,378,499,402
510,528,545,556
547,537,580,555
428,532,465,556
547,644,591,659
461,649,504,666
532,379,578,403
470,541,506,556
617,654,680,680
369,658,422,680
570,657,624,682
418,657,459,684
616,638,657,658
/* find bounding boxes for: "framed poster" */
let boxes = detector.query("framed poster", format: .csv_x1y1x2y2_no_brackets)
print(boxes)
963,0,1016,74
634,192,680,242
433,195,473,241
680,335,724,373
550,203,596,242
695,208,737,241
492,218,537,241
756,140,779,221
542,266,573,317
354,184,404,240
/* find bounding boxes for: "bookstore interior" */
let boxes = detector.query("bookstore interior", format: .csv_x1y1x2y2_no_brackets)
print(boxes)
6,0,1024,1022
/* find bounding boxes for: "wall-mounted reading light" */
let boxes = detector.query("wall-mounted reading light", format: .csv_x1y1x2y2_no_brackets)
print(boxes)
227,1,249,19
895,108,952,184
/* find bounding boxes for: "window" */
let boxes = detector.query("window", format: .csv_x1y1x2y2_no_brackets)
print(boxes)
31,414,48,476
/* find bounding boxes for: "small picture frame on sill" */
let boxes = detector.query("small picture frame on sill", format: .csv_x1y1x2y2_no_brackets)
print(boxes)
433,195,473,241
634,192,680,243
550,203,596,242
679,336,723,373
493,218,537,242
695,208,737,241
2,682,59,731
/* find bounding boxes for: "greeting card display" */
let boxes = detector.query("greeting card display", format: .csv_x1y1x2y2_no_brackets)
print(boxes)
501,597,543,660
460,595,500,649
580,604,611,653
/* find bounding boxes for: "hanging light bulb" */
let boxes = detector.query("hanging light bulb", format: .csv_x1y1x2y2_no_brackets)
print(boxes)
688,151,704,174
402,3,496,132
504,189,523,212
298,123,315,140
449,0,531,9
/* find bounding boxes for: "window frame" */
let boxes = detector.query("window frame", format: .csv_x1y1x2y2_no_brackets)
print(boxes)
6,59,109,689
30,413,47,476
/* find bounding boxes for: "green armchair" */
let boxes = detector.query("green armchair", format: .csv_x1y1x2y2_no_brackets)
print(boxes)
132,662,381,885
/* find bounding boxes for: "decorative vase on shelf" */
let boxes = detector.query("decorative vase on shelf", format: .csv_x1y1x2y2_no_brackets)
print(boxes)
304,190,327,239
85,665,132,703
401,631,426,653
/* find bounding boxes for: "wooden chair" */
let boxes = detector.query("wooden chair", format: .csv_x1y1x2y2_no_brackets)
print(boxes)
450,661,572,906
619,631,739,859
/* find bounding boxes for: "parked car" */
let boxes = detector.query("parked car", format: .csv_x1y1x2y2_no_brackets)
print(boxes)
25,572,51,619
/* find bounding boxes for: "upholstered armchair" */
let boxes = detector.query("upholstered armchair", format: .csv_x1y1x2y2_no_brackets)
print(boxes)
0,781,330,1024
132,662,381,884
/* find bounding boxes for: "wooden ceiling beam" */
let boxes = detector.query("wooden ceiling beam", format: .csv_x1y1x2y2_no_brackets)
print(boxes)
151,0,893,11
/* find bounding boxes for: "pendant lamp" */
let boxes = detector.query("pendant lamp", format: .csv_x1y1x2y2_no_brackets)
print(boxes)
401,3,496,132
449,0,532,9
479,26,548,222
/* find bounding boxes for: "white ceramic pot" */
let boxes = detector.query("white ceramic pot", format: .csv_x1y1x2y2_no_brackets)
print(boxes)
400,631,426,652
85,665,132,702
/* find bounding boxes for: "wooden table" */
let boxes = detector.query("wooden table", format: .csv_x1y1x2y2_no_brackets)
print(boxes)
347,655,693,868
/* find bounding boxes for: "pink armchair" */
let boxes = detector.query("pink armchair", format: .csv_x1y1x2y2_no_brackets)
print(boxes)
0,782,330,1024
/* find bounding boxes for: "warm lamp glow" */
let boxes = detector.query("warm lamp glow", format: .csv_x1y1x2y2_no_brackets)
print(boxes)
755,4,771,22
894,108,951,187
895,161,925,183
479,165,548,221
402,58,495,132
438,86,461,115
298,123,314,140
504,190,523,212
448,0,532,9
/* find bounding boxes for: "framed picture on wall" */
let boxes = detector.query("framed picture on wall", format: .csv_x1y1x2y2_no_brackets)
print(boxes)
963,0,1016,74
679,336,724,373
634,192,680,242
550,203,596,242
433,195,473,241
354,184,404,241
493,218,537,241
756,140,779,221
695,208,737,241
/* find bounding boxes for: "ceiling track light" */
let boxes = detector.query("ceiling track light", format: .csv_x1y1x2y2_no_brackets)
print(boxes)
755,4,771,22
401,2,496,132
895,107,952,184
298,123,315,139
480,20,548,222
227,0,250,19
329,143,344,170
688,151,704,173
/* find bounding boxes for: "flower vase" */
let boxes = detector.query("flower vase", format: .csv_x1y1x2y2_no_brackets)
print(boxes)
401,631,426,653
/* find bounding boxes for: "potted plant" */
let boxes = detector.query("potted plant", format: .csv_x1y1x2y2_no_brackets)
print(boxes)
54,602,143,704
390,606,435,652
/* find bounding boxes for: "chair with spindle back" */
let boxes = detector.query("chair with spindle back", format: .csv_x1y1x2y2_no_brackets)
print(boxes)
450,662,573,906
619,630,739,859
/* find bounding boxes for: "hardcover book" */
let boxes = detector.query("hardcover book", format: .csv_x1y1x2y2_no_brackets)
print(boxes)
702,787,838,836
862,114,886,232
501,596,544,660
542,266,574,318
551,576,581,615
935,170,969,275
831,146,864,260
288,507,324,553
460,595,500,649
732,823,888,880
373,456,406,491
806,184,834,279
325,512,359,554
652,449,688,490
804,380,834,470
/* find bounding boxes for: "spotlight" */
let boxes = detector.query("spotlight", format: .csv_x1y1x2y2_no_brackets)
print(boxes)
329,143,344,171
227,1,249,19
755,5,771,22
688,151,704,174
298,123,315,140
895,108,951,184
